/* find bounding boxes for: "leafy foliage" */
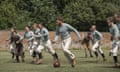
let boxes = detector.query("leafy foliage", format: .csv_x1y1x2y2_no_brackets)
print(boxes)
0,0,120,31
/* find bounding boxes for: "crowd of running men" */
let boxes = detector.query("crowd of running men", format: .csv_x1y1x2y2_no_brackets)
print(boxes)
6,14,120,68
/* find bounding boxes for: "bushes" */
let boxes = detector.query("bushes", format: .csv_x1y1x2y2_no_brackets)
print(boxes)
0,0,120,31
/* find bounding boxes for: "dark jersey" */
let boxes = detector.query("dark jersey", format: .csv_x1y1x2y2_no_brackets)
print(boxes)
13,35,23,49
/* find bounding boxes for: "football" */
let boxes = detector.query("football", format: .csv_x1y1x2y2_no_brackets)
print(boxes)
53,61,60,68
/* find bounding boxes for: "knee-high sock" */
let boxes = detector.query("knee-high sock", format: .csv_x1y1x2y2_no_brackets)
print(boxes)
12,52,14,59
64,52,71,63
53,52,58,59
16,56,19,62
94,51,98,58
101,53,105,58
32,51,36,58
113,56,118,63
38,52,42,59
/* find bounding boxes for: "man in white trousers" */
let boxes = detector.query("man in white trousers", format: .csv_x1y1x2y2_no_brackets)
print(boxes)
52,17,81,67
24,25,37,63
32,23,44,64
38,23,60,65
91,25,106,61
107,17,120,67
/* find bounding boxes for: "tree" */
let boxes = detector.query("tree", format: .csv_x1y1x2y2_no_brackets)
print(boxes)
62,0,120,31
0,0,120,31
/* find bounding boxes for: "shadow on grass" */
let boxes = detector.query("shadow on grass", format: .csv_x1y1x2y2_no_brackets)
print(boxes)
99,65,120,69
79,56,94,58
6,59,15,63
79,60,98,64
79,56,88,58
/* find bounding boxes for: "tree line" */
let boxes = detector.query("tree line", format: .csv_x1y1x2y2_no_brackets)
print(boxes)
0,0,120,31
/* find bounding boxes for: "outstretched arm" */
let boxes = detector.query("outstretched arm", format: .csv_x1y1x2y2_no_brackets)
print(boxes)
33,32,42,37
67,24,81,39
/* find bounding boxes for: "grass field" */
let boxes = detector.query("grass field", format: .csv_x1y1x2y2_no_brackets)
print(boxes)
0,49,120,72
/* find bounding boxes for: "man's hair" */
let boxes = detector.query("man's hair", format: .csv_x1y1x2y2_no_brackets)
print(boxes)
39,22,44,26
33,23,39,27
10,27,17,32
91,25,96,29
11,27,16,30
26,25,31,30
56,17,64,22
107,17,114,22
13,30,17,34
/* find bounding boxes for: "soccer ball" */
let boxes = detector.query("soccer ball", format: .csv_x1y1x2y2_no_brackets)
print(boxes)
53,61,60,68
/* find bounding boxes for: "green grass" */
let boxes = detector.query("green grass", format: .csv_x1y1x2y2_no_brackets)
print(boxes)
0,49,120,72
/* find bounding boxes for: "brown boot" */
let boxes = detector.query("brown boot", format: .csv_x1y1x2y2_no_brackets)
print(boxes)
115,63,119,67
71,59,76,67
53,59,61,67
36,59,42,65
103,58,107,62
31,57,37,64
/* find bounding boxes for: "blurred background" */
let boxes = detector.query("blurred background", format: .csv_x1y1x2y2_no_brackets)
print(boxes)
0,0,120,31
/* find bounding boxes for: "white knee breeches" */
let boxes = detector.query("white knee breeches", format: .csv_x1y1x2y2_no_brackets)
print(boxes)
62,37,75,60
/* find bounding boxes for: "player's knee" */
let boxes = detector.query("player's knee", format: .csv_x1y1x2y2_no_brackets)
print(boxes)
112,51,117,56
99,50,103,54
36,49,42,54
49,49,55,54
71,54,75,59
113,53,117,56
28,46,31,50
63,49,69,53
92,48,96,52
36,46,44,53
29,50,33,56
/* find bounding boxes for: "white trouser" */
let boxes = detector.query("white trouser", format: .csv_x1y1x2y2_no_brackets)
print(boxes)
62,37,75,61
111,41,120,56
30,41,44,56
43,40,55,55
27,41,33,50
9,42,16,53
27,41,33,56
92,41,103,54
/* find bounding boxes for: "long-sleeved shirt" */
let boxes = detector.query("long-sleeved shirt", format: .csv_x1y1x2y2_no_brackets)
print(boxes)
12,33,23,45
92,30,102,43
24,31,34,41
40,27,49,42
8,32,23,44
33,28,41,40
54,23,80,41
109,24,120,41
